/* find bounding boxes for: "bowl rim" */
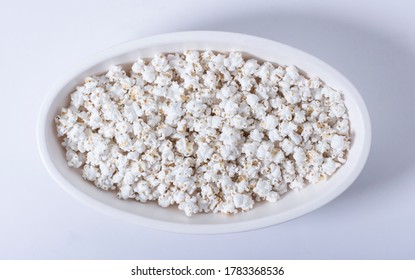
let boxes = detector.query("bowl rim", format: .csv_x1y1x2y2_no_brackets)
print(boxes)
37,31,371,234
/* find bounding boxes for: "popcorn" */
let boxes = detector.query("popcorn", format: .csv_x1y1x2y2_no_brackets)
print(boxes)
56,51,351,216
261,115,279,130
66,149,83,168
233,193,254,211
246,94,259,107
253,179,272,198
322,158,341,176
224,52,244,71
330,134,348,155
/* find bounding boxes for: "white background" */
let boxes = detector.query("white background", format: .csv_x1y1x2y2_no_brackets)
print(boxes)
1,0,414,259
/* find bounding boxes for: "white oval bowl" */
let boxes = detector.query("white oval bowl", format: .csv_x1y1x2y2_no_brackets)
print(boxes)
37,31,371,234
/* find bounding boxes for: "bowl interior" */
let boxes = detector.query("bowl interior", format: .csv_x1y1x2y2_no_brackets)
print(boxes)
40,32,370,233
